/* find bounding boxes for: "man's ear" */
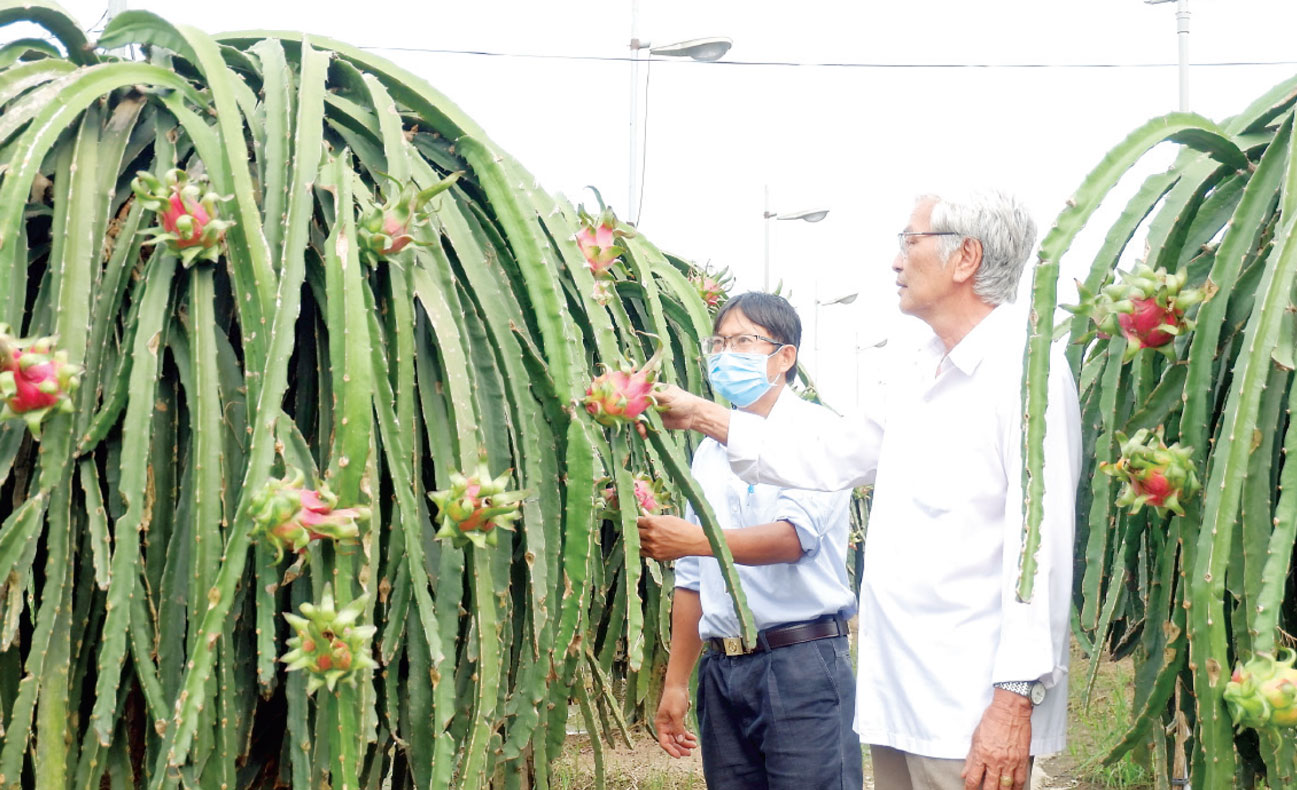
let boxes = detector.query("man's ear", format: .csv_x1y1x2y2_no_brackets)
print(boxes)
775,344,799,379
951,237,983,285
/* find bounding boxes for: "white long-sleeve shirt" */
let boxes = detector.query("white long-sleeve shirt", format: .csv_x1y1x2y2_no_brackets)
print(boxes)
674,387,856,639
725,305,1081,758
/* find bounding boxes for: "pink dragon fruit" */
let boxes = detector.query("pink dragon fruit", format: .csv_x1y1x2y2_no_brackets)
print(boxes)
574,203,632,277
601,473,671,521
131,169,233,268
1099,427,1199,517
1224,650,1297,731
281,584,377,694
429,458,529,549
689,267,733,311
0,326,80,438
357,172,462,264
583,347,666,429
249,468,369,561
1066,263,1212,360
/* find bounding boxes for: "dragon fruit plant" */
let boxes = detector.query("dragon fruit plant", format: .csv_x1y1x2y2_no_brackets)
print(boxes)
131,169,234,267
583,347,665,429
0,325,80,438
281,584,378,694
600,473,671,520
249,468,370,561
429,459,528,548
356,172,462,264
1224,650,1297,730
1099,428,1199,517
1069,262,1212,360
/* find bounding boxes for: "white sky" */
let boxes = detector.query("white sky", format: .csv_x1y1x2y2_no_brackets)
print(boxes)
9,1,1297,408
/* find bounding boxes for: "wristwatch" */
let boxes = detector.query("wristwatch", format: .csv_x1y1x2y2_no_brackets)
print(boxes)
994,680,1046,706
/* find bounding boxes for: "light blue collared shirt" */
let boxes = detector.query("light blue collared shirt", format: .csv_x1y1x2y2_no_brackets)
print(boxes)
673,387,856,639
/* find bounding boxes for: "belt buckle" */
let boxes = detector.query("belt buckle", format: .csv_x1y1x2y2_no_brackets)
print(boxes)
722,637,745,656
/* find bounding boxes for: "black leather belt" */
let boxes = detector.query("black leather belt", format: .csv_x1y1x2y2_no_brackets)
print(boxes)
707,616,847,657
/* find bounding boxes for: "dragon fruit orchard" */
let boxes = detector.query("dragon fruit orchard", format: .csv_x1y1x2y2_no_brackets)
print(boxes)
0,5,766,788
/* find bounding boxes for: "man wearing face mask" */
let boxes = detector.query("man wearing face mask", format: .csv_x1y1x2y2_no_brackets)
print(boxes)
637,292,861,790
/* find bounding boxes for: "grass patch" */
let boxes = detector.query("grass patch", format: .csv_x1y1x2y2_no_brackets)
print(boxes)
1062,643,1154,789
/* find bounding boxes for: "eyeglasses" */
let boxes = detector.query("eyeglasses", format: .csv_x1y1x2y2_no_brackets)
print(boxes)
704,333,781,354
897,231,961,255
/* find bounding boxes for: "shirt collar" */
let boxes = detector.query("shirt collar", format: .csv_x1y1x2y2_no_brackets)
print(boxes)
941,303,1016,377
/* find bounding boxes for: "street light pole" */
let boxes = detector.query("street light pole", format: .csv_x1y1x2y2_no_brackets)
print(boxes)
1146,0,1190,111
813,291,857,377
763,186,829,291
627,15,731,224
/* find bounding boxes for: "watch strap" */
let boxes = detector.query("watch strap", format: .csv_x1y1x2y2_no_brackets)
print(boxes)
993,680,1034,697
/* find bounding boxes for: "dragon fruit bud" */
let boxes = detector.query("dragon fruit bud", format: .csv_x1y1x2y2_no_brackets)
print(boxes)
429,457,529,549
131,169,233,268
600,473,671,521
1224,650,1297,731
250,468,369,562
281,584,377,694
1099,427,1199,517
574,203,634,277
583,347,666,429
0,326,81,439
1065,263,1214,360
357,172,462,264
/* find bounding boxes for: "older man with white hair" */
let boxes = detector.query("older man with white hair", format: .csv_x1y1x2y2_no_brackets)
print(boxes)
655,189,1082,790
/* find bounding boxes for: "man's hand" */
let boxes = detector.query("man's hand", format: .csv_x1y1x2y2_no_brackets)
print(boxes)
961,689,1032,790
638,514,708,561
655,685,697,758
654,384,703,432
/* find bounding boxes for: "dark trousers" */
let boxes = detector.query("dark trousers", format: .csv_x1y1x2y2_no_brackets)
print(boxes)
696,635,862,790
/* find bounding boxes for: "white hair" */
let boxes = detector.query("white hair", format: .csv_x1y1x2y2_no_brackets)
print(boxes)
922,189,1037,305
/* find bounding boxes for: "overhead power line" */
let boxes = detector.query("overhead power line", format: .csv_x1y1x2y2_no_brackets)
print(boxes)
358,45,1297,70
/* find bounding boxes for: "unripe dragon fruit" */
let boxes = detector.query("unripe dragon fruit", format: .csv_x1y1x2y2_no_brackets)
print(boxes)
583,347,666,429
1099,427,1199,517
249,468,369,561
429,458,529,549
689,267,732,311
1224,650,1297,731
1065,263,1213,360
0,325,80,438
600,473,671,521
131,169,234,268
357,172,462,264
281,584,378,694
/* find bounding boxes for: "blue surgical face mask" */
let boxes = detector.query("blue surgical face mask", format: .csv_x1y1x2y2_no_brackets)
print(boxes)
707,350,784,408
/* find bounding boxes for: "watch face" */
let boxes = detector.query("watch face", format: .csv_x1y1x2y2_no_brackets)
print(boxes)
1030,682,1047,706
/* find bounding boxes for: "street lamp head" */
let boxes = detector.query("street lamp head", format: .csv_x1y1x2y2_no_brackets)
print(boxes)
817,292,858,307
648,37,733,62
778,208,829,223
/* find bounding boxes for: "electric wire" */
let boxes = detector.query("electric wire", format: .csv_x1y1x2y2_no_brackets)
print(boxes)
358,44,1297,71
